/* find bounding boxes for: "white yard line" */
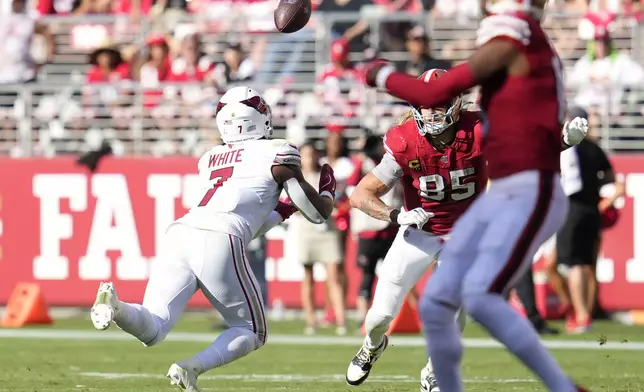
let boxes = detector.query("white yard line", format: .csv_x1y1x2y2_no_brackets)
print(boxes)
0,329,640,350
78,372,537,384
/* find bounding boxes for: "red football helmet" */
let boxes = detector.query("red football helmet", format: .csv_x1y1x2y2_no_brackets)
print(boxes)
411,69,463,137
482,0,549,18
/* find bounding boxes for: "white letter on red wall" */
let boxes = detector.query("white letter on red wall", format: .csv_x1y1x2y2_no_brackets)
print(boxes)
147,174,182,263
33,174,87,280
79,174,148,280
626,174,644,283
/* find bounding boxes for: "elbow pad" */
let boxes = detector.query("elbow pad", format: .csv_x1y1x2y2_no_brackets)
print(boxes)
283,178,327,224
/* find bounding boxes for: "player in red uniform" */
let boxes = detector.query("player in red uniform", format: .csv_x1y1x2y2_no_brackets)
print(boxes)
361,1,589,391
345,69,486,392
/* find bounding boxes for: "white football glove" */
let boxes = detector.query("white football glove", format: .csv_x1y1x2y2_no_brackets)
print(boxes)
563,117,589,146
396,207,434,228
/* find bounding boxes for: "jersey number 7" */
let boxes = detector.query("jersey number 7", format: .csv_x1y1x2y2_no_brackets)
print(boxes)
198,167,234,206
419,168,476,202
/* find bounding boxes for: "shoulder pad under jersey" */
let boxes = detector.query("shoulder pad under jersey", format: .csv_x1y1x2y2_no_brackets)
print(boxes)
476,14,532,48
383,126,409,155
271,139,301,167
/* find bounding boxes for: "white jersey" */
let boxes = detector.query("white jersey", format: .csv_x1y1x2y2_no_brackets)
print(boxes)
177,139,301,243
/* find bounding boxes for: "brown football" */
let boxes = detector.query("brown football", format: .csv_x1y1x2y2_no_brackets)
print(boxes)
274,0,312,34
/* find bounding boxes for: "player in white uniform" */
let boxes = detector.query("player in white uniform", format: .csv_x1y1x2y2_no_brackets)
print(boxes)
89,86,337,392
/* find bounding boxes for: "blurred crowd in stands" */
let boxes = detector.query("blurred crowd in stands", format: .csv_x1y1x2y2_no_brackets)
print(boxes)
0,0,643,156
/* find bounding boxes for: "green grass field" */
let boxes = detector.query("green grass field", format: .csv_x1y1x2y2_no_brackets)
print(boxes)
2,314,644,391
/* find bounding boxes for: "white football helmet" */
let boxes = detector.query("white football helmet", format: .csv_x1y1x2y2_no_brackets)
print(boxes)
215,86,273,144
483,0,548,18
411,69,463,137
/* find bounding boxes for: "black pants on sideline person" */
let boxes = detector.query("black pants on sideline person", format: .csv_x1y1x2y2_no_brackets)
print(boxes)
510,267,560,335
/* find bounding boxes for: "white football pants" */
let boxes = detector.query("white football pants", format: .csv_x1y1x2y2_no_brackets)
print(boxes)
116,223,266,348
364,226,466,350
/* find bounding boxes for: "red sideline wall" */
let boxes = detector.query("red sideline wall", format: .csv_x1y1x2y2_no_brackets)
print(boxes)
0,156,643,310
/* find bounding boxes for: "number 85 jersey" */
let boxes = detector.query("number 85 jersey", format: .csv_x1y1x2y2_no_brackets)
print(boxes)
377,111,488,236
177,139,301,243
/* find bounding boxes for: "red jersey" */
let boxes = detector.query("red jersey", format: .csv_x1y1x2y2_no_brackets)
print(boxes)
383,112,487,236
475,12,563,179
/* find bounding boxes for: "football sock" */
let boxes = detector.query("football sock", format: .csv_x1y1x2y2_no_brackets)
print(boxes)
114,302,162,346
191,327,261,373
464,293,576,392
420,298,464,392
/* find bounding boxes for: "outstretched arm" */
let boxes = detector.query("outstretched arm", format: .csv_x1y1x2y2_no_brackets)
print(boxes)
370,39,518,108
369,14,529,108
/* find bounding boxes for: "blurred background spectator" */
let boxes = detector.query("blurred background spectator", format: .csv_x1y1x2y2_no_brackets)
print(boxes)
550,107,625,334
315,39,364,120
347,134,402,326
395,24,451,77
569,26,644,120
318,129,354,328
0,0,54,85
289,141,347,335
210,42,255,88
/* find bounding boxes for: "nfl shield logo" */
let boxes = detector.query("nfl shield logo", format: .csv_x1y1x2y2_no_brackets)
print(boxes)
440,156,448,164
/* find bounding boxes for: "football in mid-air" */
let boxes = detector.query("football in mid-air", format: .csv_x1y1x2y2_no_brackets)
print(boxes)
274,0,312,34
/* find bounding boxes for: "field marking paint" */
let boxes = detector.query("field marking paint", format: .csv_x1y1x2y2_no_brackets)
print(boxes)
0,329,642,351
78,372,537,384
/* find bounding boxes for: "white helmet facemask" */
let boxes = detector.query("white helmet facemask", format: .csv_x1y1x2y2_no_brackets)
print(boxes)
215,86,273,144
412,96,462,136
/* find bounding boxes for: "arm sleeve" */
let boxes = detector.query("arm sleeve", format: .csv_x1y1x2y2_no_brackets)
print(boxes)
372,152,404,189
272,141,302,168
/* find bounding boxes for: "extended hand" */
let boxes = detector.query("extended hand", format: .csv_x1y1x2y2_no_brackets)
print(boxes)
563,117,589,146
275,201,298,220
396,207,434,228
319,163,337,199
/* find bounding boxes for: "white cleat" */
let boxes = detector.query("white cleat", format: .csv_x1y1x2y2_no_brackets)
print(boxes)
166,363,201,392
420,366,440,392
345,335,389,386
90,282,118,330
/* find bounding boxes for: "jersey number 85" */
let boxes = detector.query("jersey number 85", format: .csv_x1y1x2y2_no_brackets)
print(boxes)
419,168,476,202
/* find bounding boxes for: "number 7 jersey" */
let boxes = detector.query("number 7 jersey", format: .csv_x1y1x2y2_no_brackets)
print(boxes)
382,111,488,236
177,139,301,243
